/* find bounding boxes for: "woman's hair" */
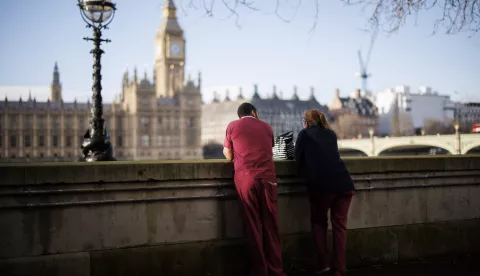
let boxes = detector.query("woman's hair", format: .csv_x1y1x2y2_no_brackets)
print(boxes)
304,109,331,129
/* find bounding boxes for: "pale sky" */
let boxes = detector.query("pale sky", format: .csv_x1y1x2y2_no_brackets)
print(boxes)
0,0,479,106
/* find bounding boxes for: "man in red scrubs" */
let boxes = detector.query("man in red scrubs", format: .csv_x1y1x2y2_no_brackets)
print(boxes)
223,103,285,276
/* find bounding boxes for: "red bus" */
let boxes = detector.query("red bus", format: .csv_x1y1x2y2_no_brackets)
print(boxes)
473,123,480,133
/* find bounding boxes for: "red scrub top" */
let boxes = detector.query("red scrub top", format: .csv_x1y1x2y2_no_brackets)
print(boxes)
224,116,276,179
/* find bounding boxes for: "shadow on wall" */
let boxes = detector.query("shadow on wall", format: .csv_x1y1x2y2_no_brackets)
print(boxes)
203,143,225,159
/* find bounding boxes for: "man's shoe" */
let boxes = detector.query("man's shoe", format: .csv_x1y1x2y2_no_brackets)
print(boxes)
314,267,331,275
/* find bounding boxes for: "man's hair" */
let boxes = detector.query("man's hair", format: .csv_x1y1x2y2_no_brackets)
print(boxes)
237,102,257,118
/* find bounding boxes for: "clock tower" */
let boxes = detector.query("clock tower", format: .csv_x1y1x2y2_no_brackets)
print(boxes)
155,0,185,98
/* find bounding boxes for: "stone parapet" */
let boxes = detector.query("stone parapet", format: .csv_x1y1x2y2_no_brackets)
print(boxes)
0,156,479,275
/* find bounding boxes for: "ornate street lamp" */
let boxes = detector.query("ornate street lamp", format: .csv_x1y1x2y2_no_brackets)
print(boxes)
368,127,375,156
454,122,461,155
77,0,116,161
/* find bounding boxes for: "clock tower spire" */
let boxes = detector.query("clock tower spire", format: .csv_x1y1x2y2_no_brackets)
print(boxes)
155,0,185,98
50,62,62,102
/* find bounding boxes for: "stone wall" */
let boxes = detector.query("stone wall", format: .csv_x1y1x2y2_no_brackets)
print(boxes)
0,157,480,276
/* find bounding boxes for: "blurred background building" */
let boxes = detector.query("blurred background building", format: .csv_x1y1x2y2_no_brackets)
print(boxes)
376,85,456,136
329,88,378,139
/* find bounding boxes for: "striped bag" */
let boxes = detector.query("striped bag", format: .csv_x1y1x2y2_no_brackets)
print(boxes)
273,131,295,160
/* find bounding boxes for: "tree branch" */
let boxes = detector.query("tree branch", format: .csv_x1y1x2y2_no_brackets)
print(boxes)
177,0,480,35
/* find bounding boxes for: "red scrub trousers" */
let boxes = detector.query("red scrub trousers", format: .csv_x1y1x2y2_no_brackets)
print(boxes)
309,190,354,273
235,174,285,276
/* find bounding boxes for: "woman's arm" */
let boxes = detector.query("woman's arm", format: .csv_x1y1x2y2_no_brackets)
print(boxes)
294,131,306,165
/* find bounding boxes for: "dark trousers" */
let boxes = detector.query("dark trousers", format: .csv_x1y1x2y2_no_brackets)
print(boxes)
235,176,285,276
309,190,354,273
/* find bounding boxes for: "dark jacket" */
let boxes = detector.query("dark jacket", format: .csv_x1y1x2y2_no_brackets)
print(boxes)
294,125,355,195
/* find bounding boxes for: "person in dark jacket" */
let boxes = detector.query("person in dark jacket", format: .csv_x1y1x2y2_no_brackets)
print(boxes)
294,109,355,276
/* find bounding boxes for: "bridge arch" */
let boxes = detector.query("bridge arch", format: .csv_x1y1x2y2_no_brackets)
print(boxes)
463,141,480,155
338,147,369,157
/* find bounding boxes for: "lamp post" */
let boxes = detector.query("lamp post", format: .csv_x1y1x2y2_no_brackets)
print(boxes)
454,122,461,155
369,127,375,156
78,0,116,161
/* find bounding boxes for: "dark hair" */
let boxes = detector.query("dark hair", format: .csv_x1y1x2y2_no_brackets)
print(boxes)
304,109,331,129
237,102,257,118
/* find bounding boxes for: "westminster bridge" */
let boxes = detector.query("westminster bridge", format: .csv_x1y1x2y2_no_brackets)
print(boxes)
338,133,480,156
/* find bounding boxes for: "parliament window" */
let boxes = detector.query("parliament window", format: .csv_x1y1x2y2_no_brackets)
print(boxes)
38,116,45,129
187,130,196,146
65,116,72,130
79,117,86,131
117,136,123,147
52,135,58,147
141,135,150,147
186,117,195,127
25,115,32,129
52,116,59,130
25,135,31,148
10,135,16,148
165,118,170,130
66,136,72,147
140,117,149,129
39,136,45,147
10,115,17,129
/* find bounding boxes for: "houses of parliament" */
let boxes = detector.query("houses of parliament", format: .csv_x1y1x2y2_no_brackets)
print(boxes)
0,1,202,162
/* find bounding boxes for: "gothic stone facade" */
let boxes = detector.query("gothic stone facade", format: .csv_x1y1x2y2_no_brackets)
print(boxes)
0,1,202,162
202,85,329,149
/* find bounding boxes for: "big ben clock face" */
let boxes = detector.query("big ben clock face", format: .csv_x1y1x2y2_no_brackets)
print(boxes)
169,42,182,57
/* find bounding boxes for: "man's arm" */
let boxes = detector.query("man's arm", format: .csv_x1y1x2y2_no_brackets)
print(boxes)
223,123,234,162
223,147,233,161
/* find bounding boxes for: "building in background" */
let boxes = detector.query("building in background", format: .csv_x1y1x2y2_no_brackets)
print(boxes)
329,88,378,139
375,85,455,136
454,102,480,133
201,85,328,156
0,1,202,162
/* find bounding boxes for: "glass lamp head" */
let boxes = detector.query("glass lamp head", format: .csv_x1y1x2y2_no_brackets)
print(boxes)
79,0,116,25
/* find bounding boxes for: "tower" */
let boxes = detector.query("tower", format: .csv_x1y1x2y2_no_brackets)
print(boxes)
155,0,185,98
50,62,62,102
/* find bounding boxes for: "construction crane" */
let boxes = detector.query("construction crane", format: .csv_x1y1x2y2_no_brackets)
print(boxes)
355,28,379,98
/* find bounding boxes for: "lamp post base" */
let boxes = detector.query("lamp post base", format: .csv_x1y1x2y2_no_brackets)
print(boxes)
79,128,116,162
